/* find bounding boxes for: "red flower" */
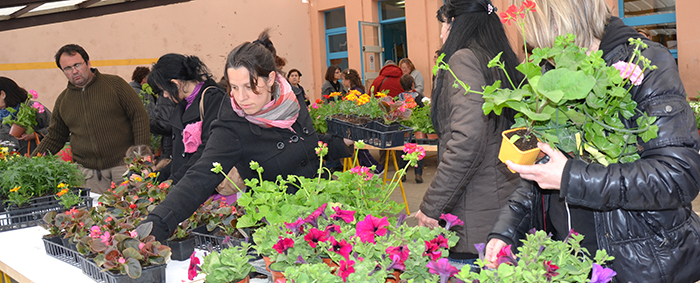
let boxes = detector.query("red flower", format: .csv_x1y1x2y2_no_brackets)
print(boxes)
329,237,352,260
543,260,560,281
284,217,306,235
338,260,355,282
188,251,200,280
273,237,294,254
129,204,137,209
330,206,355,223
355,215,389,243
325,224,342,234
386,245,409,263
500,5,519,25
439,213,464,230
323,94,330,100
523,0,536,12
496,244,518,267
430,234,449,249
304,228,329,248
423,240,442,261
304,203,328,228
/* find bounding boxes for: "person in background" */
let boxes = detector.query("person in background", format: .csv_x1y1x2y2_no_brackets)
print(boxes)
415,0,520,271
287,69,309,106
129,66,156,122
399,58,425,96
0,77,51,155
397,74,425,183
484,0,700,282
33,44,150,194
341,68,384,174
146,54,226,184
145,30,324,241
636,27,651,39
369,61,403,98
321,65,345,101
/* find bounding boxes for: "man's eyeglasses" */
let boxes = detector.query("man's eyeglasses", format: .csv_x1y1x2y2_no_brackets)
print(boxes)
62,62,85,73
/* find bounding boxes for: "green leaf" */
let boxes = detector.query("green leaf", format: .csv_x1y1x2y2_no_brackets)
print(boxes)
515,62,542,80
122,247,144,261
124,258,142,279
135,222,153,240
488,52,503,68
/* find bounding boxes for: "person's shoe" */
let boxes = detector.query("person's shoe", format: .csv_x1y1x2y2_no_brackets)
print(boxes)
401,175,407,182
415,174,423,183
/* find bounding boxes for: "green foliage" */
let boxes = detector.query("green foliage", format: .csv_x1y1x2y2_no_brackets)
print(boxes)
688,100,700,130
438,33,659,165
403,99,435,134
456,230,615,283
0,154,83,206
200,242,255,283
284,263,342,283
1,91,40,135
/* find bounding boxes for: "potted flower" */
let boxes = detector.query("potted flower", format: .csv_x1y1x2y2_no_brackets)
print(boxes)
192,240,255,283
0,154,83,208
456,229,616,283
1,89,45,138
165,215,197,261
435,1,658,167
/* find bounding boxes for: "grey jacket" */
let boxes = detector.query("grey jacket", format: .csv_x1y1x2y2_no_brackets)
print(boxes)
420,49,519,254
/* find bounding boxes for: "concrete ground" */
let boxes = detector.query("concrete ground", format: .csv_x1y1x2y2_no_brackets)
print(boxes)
375,149,700,226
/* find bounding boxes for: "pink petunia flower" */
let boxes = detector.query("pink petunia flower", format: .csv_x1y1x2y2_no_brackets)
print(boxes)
440,213,464,230
427,258,459,283
612,61,645,86
304,228,329,248
329,237,352,260
386,245,409,263
355,215,389,243
284,217,306,235
338,260,355,282
331,206,355,223
273,237,294,254
182,121,203,153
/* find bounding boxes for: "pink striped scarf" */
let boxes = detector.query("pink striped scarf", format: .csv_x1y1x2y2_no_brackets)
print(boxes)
230,74,300,132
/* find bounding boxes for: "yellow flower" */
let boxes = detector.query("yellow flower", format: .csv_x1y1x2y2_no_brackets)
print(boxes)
148,172,157,179
374,91,387,98
57,182,68,189
56,188,69,197
329,92,342,97
1,147,7,154
344,93,358,102
10,186,20,193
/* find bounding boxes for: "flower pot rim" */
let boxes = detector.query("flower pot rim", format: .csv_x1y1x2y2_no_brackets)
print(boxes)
502,127,540,154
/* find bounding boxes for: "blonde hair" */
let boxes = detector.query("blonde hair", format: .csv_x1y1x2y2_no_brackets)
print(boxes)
516,0,611,50
398,58,416,72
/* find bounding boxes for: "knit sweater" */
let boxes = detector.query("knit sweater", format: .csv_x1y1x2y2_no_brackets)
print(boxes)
33,69,150,169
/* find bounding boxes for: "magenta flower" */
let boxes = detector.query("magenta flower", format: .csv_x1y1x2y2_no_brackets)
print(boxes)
329,237,352,260
304,228,329,248
387,254,405,271
427,258,459,283
273,237,294,254
355,215,389,243
431,234,449,249
590,263,616,283
402,143,426,161
386,245,409,262
285,217,306,235
423,240,442,261
496,244,518,267
304,203,328,228
331,206,355,223
440,213,464,230
325,224,342,234
118,257,125,264
612,61,644,86
31,102,45,113
29,90,38,99
188,251,200,280
89,225,101,238
99,231,111,245
543,260,559,281
338,260,355,282
350,165,374,180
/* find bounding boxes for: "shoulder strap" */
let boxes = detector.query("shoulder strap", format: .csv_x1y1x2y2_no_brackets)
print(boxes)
198,86,216,121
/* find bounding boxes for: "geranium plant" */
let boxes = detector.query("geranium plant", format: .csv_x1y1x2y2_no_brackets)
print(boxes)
434,1,658,165
196,240,255,283
1,89,45,135
456,229,616,283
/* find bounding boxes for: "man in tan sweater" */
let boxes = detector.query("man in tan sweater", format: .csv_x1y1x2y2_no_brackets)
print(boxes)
33,44,149,194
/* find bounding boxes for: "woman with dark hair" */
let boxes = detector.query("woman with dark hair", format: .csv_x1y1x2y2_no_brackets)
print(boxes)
0,77,51,155
145,30,327,241
341,68,365,93
321,65,345,101
414,0,520,270
146,54,226,183
286,69,309,106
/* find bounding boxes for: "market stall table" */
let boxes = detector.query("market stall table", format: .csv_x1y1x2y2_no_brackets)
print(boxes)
0,224,269,283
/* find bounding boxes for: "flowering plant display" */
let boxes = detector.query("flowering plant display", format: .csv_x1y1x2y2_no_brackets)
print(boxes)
403,98,435,135
689,100,700,130
1,89,44,135
54,182,83,210
456,229,615,283
193,240,255,282
255,203,460,283
435,0,658,165
309,89,390,133
0,154,83,207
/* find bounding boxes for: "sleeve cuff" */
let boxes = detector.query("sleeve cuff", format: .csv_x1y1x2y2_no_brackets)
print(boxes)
560,159,574,198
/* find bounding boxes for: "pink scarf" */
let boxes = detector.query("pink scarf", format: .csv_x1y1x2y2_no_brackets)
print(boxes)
230,74,300,132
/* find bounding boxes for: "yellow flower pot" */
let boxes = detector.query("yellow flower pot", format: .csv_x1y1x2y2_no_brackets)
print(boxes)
499,127,540,172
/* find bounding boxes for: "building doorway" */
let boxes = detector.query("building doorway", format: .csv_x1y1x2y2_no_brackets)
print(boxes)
379,0,407,64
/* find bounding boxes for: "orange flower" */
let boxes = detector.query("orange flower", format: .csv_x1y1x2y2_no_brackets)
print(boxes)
56,188,70,197
10,186,20,193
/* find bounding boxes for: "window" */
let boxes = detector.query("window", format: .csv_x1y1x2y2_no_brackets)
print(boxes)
325,8,348,71
619,0,677,57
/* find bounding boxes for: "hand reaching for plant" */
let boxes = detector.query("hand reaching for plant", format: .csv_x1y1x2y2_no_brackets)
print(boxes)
17,132,35,141
415,210,439,228
505,142,566,190
484,238,507,269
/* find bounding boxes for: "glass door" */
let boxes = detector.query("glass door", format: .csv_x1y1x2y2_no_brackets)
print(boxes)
359,21,383,92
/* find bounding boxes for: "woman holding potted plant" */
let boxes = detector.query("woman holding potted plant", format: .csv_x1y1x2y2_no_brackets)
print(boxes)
0,77,51,155
414,0,520,271
485,0,700,282
145,30,324,242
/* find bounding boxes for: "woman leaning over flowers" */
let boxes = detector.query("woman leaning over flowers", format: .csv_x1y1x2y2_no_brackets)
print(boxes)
415,0,521,271
0,77,50,155
485,0,700,282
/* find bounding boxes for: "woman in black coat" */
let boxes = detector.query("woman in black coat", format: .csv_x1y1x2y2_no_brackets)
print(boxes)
146,30,322,241
147,54,226,183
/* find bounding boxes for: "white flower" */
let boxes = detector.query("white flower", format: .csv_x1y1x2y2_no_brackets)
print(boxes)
421,97,431,105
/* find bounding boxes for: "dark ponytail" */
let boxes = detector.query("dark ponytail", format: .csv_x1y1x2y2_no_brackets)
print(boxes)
224,29,286,95
147,53,213,101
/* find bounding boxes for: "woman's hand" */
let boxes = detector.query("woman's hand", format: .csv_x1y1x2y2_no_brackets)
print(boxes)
343,138,354,146
415,210,439,228
17,133,36,141
505,142,566,190
484,238,507,269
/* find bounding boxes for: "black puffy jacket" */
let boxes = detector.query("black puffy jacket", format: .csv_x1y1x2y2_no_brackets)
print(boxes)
488,18,700,283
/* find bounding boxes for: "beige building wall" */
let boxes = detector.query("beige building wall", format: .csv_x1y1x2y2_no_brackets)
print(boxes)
677,0,700,97
0,0,314,110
